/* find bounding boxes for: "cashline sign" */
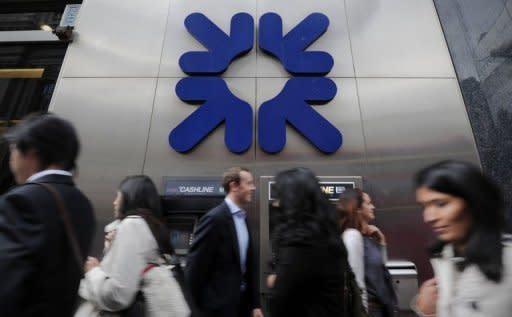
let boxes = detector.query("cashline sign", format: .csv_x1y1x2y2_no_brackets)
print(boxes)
163,178,224,196
169,12,343,155
269,181,355,201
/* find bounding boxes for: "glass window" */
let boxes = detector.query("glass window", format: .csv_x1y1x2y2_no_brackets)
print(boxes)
0,43,67,194
0,12,62,31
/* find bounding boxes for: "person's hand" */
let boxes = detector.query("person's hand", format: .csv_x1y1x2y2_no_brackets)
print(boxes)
266,273,277,289
84,256,100,273
365,224,386,245
103,230,117,253
416,278,437,316
105,230,116,244
252,308,264,317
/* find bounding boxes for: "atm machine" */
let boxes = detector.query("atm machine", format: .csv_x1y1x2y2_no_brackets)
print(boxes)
161,177,225,260
161,175,418,315
258,175,363,313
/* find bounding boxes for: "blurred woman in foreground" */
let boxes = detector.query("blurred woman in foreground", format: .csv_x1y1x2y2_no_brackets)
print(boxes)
270,167,347,317
414,160,512,317
338,189,396,317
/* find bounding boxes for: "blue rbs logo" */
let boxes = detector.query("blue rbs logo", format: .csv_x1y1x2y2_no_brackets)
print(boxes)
169,13,343,154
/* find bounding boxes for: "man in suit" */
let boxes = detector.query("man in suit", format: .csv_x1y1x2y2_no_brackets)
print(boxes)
0,113,96,316
186,167,264,317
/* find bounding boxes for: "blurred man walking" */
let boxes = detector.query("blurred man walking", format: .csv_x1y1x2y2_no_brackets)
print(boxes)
0,113,95,317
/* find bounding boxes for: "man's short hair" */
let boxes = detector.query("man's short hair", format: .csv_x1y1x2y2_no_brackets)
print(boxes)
4,113,80,171
222,167,250,194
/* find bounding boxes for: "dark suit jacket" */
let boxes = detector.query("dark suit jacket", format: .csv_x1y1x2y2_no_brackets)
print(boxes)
186,201,260,317
0,174,96,317
271,243,346,317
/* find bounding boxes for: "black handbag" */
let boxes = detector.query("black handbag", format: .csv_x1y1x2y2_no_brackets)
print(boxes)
121,291,146,317
343,258,371,317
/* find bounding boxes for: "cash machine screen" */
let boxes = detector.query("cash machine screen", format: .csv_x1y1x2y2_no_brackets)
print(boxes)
268,181,355,238
167,215,197,255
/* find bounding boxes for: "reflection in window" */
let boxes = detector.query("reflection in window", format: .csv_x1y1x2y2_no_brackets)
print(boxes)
0,12,62,31
0,43,67,194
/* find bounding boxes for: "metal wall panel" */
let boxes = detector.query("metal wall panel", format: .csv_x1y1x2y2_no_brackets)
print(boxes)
159,0,257,78
49,77,157,200
60,0,170,77
255,78,366,166
256,0,354,78
358,78,479,207
345,0,455,77
47,0,483,277
143,77,257,182
372,206,434,282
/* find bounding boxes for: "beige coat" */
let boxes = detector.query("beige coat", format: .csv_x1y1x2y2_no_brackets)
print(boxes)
432,240,512,317
75,216,189,317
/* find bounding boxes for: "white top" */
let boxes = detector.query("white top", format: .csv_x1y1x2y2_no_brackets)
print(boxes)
342,228,389,309
342,229,368,308
224,197,249,274
78,216,159,312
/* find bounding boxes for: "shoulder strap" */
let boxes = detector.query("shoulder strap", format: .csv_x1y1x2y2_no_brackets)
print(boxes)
33,182,84,270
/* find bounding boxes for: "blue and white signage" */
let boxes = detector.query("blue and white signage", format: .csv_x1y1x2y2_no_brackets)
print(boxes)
60,4,81,27
169,12,342,154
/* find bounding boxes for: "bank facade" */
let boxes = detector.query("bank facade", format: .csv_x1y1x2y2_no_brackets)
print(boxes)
1,0,511,313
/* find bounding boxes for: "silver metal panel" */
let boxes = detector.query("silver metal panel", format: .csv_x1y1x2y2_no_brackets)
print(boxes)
159,0,257,78
256,0,354,77
49,77,157,200
0,31,59,43
143,77,257,182
255,78,366,169
44,0,483,279
60,0,170,77
372,206,433,284
345,0,455,77
358,78,479,207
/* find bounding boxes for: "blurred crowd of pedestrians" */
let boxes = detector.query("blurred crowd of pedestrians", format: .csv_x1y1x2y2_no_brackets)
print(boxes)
0,113,511,317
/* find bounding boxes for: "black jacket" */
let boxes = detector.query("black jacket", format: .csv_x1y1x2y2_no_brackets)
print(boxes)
0,174,96,317
271,243,346,317
185,202,260,317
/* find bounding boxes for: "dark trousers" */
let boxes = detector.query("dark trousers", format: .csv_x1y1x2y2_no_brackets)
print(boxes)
237,290,250,317
195,290,250,317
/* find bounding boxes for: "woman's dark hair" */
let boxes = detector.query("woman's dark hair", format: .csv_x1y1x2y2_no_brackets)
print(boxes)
414,160,505,282
337,188,364,232
4,112,80,171
272,167,344,254
117,175,174,255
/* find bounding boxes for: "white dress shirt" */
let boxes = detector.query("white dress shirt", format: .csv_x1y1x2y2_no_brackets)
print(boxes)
225,197,249,274
27,169,72,182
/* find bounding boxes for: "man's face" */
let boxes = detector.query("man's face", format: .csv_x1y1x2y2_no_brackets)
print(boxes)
9,145,38,184
232,170,256,205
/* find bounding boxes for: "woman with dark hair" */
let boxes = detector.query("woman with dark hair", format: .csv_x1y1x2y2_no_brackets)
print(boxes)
75,175,189,317
413,160,512,317
338,189,367,306
269,167,346,317
338,189,396,317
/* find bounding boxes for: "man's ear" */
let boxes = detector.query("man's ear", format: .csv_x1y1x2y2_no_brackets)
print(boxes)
229,180,239,192
25,149,42,168
24,149,39,161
